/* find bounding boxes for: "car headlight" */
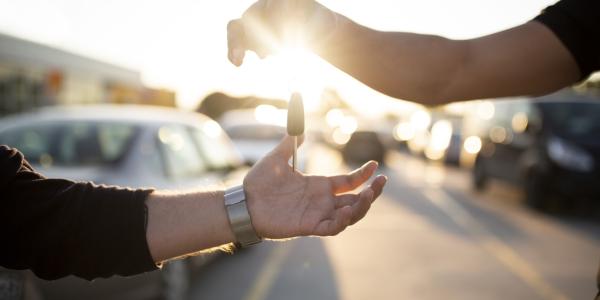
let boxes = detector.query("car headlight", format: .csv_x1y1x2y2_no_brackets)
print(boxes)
547,137,594,172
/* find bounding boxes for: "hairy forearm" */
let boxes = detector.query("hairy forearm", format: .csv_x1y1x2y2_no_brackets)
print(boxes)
315,15,468,105
145,190,235,263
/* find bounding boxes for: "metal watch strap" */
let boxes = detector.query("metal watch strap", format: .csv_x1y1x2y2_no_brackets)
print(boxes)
224,185,262,248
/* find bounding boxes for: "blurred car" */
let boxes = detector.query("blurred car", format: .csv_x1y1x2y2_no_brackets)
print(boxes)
445,130,463,164
223,123,286,165
321,109,358,149
0,104,247,300
342,131,386,165
394,109,431,156
220,108,308,170
423,118,463,164
469,92,600,209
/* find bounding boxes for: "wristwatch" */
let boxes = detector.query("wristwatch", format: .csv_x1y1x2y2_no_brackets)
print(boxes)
224,185,262,248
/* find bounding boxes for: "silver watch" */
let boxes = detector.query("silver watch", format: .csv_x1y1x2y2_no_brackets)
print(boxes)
224,185,262,248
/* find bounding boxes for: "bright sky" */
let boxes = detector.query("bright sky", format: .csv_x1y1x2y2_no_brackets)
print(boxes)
0,0,557,113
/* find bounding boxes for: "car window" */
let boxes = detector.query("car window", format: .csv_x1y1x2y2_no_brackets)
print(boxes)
158,125,208,178
191,120,240,170
491,101,513,128
539,102,600,140
226,125,286,140
139,136,166,178
0,121,137,167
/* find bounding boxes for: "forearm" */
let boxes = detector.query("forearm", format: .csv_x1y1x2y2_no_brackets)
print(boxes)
315,14,468,105
145,190,235,263
231,1,581,104
315,15,579,104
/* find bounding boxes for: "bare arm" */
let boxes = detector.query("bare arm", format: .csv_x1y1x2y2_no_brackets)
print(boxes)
145,136,386,263
228,1,580,105
145,190,233,262
318,18,580,104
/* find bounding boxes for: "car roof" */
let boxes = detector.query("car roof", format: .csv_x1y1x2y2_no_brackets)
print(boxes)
0,104,213,129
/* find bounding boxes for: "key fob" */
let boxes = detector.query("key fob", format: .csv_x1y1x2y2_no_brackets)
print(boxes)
287,92,305,136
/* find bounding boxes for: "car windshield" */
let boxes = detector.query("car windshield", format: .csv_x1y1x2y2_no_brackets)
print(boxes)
0,121,138,167
539,102,600,140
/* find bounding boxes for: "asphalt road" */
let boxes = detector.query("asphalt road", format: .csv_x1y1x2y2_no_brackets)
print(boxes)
188,145,600,300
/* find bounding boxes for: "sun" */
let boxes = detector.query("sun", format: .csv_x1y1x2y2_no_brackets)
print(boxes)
237,46,328,127
265,46,327,111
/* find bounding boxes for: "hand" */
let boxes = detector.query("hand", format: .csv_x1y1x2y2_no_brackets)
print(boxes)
244,135,387,239
227,0,338,66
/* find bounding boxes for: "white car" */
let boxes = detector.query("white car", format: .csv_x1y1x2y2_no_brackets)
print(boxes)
224,123,286,165
0,104,247,300
220,109,308,171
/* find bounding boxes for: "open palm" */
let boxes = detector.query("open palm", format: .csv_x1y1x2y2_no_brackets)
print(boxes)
244,135,386,239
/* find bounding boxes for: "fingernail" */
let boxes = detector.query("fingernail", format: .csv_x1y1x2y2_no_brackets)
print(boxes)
370,162,379,171
233,49,243,64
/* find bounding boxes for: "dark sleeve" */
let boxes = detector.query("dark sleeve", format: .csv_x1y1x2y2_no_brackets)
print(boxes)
0,145,157,281
596,264,600,300
533,0,600,80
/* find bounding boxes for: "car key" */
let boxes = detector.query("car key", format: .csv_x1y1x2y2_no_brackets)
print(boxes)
287,92,304,172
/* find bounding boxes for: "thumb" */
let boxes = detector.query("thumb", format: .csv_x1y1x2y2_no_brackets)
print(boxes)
270,134,305,159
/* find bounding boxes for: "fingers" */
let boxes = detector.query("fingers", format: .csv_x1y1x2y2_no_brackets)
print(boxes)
228,0,323,66
334,189,371,224
227,19,246,66
369,175,387,199
348,175,387,225
329,161,378,194
227,1,268,66
334,175,387,207
313,182,381,236
350,188,374,225
228,0,277,66
268,134,305,160
313,205,352,236
310,172,388,237
334,174,387,224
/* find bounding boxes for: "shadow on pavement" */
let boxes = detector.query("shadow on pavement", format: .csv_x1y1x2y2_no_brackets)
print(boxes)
189,238,340,300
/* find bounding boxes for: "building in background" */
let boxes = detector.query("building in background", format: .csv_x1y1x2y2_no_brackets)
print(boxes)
0,32,175,116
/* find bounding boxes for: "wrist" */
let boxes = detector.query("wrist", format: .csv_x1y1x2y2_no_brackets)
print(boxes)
216,190,237,245
145,190,237,262
306,2,339,47
224,185,262,247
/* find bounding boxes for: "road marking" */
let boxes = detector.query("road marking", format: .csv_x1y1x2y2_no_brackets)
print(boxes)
423,188,570,300
244,243,292,300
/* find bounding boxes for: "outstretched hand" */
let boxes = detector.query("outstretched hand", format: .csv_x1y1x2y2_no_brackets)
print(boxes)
244,135,387,239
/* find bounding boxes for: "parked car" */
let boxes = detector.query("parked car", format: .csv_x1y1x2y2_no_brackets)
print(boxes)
423,117,463,164
342,131,386,165
224,123,286,165
220,108,308,170
470,91,600,209
0,104,247,300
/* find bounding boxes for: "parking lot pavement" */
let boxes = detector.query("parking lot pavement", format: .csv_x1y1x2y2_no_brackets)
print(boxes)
188,146,600,300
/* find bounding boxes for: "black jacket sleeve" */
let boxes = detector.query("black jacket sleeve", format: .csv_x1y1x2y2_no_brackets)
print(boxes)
0,145,157,281
534,3,600,295
534,0,600,80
